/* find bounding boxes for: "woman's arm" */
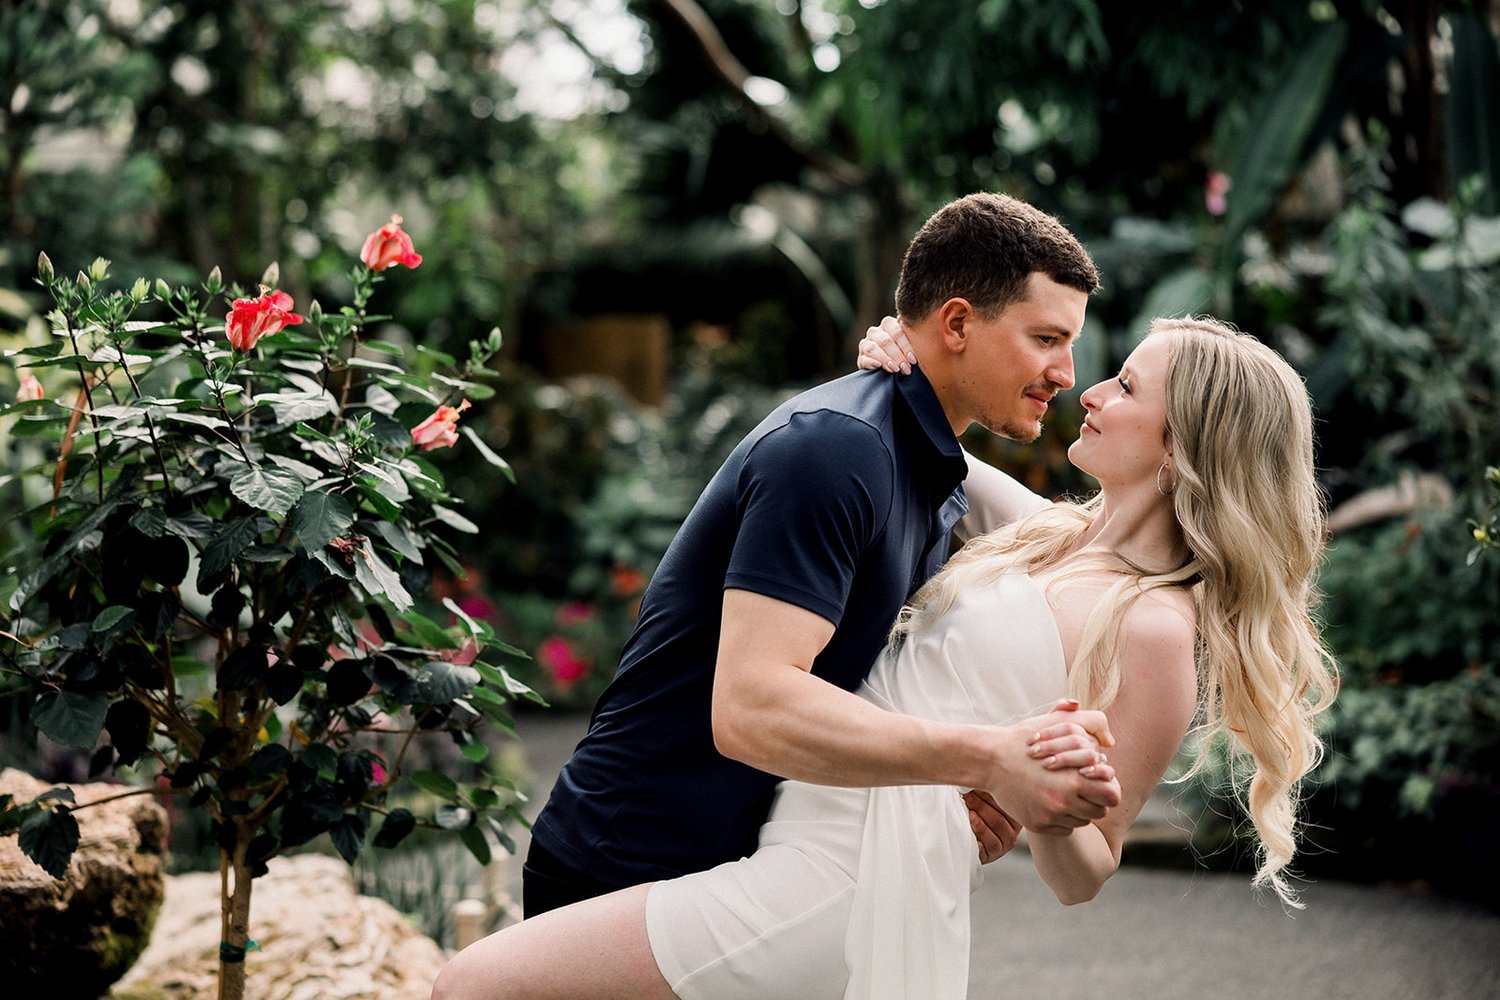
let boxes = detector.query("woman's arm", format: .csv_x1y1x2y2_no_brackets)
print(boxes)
1025,593,1199,903
956,447,1050,542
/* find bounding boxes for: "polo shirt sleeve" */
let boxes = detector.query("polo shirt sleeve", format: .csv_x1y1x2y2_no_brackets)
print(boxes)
723,410,896,625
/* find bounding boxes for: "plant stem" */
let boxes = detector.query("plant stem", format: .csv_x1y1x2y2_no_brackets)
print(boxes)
111,335,178,500
60,313,107,501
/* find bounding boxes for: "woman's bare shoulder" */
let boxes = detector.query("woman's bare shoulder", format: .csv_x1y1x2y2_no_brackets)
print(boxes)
1121,588,1198,678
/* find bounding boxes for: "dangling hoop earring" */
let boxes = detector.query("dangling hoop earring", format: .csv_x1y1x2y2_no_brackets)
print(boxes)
1156,462,1174,497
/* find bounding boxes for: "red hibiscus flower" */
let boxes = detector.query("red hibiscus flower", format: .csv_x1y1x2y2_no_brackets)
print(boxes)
410,399,471,451
226,288,304,351
360,214,423,272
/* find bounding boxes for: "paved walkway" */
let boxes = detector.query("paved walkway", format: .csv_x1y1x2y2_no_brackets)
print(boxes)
503,712,1500,1000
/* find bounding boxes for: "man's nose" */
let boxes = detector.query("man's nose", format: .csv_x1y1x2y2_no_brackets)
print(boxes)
1049,349,1075,391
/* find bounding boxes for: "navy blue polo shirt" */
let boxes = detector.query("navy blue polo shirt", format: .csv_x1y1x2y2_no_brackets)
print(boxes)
529,368,968,886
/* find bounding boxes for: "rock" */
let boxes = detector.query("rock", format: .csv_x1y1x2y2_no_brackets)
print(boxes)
0,768,168,997
111,853,447,1000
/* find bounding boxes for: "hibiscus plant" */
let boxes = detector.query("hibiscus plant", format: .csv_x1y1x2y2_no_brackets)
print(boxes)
0,216,536,1000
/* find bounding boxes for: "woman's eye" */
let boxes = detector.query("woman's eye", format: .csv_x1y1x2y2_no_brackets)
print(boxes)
1117,376,1131,394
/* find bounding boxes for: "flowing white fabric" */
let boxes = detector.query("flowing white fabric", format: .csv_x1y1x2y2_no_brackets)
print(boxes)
843,573,1067,1000
645,573,1067,1000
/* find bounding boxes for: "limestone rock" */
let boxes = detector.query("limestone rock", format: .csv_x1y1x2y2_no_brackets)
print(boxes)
0,768,168,997
111,853,447,1000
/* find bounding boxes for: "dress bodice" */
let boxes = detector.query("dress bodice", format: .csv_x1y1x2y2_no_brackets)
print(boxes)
861,571,1068,727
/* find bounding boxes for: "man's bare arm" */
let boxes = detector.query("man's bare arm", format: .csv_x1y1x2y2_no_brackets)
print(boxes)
710,589,1121,834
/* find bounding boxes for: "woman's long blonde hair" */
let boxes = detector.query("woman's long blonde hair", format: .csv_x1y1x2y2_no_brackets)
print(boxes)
892,316,1338,906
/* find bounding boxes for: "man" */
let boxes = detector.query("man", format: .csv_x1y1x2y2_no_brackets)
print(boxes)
524,192,1116,916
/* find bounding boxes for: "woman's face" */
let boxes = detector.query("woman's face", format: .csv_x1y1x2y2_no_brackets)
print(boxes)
1068,333,1173,488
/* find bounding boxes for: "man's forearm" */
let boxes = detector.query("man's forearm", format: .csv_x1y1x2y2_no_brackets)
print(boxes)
713,659,1022,790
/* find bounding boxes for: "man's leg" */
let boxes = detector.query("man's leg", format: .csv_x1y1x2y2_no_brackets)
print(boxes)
521,839,628,917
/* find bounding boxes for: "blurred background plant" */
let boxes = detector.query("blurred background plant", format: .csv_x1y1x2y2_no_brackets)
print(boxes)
3,0,1497,909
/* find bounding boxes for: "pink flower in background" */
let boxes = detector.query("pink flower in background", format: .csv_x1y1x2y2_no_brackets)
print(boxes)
360,214,423,272
554,602,596,627
410,399,471,451
538,635,589,687
370,760,388,785
17,373,43,401
226,288,303,351
456,593,497,622
1206,171,1231,217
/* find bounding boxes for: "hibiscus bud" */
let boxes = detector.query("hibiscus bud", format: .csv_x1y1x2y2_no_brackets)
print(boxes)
36,252,54,284
76,272,92,295
360,214,423,272
205,266,223,294
88,257,110,282
154,278,172,300
1205,171,1231,217
130,277,150,303
225,288,305,352
260,261,280,289
410,399,471,451
17,373,44,402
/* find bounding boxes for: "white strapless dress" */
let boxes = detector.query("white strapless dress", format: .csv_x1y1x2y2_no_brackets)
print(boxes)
645,573,1068,1000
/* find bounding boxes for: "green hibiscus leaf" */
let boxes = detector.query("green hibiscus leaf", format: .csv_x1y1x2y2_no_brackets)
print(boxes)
410,770,458,799
410,659,480,704
329,812,366,864
197,517,260,591
352,542,412,612
372,808,415,849
129,507,167,538
18,807,80,878
32,690,109,749
290,490,354,552
230,465,306,516
104,698,152,766
459,823,491,866
91,605,135,634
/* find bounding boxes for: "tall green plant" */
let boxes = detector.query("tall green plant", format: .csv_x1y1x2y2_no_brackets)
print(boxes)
0,219,534,1000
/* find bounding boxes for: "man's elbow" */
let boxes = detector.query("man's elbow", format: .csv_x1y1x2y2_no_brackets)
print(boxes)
710,699,765,768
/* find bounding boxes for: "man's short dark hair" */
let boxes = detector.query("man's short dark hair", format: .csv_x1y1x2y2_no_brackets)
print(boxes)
894,192,1099,321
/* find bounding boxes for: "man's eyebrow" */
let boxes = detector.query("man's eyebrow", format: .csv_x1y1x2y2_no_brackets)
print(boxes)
1029,323,1081,340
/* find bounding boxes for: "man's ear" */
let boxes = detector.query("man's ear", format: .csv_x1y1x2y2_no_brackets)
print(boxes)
935,298,974,354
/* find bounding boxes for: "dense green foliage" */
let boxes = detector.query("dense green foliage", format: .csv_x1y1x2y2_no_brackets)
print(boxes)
0,238,535,995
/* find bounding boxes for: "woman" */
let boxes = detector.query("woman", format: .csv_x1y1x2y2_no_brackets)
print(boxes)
433,316,1337,1000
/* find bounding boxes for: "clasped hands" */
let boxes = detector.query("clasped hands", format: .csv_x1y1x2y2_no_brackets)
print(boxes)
964,698,1120,865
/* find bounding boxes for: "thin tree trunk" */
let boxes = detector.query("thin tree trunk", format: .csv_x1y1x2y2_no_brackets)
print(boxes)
217,823,254,1000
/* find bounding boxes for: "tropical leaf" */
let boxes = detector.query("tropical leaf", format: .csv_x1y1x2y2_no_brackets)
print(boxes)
32,690,109,749
18,807,80,878
289,490,354,552
229,464,306,515
1223,21,1348,249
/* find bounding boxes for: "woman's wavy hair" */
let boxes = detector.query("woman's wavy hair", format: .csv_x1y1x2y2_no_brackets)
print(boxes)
891,316,1338,906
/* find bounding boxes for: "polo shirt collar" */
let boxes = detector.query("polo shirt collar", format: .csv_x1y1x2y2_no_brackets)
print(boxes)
894,367,968,486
